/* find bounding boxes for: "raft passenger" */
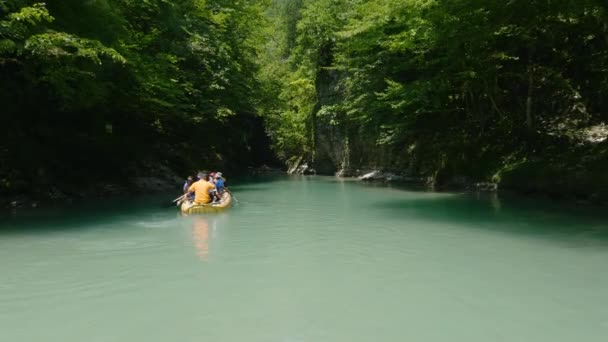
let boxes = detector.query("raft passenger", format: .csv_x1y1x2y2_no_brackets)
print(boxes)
183,176,195,202
187,172,216,204
207,173,221,203
214,172,225,195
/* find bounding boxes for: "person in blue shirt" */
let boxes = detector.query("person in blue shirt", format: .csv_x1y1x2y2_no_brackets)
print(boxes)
214,172,225,195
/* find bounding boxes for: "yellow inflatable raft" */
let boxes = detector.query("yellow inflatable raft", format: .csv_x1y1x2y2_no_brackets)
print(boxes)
180,192,232,215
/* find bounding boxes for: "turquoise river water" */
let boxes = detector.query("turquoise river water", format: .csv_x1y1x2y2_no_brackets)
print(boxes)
1,176,607,341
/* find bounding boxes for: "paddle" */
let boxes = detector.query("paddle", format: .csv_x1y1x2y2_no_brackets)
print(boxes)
225,188,239,204
161,193,188,208
173,194,187,203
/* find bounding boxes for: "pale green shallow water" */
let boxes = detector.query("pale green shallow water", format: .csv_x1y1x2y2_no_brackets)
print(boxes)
1,176,608,342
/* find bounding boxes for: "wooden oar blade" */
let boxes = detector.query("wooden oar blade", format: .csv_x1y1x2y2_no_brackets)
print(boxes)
173,194,187,202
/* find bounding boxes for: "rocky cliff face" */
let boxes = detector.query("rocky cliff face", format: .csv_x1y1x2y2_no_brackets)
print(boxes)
311,65,347,175
311,66,400,177
300,65,607,203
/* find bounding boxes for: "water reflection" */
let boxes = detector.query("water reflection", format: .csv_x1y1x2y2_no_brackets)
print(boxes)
190,215,225,261
192,216,210,260
474,191,502,212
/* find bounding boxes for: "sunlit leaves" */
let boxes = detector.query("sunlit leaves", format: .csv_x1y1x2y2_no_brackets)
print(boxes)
25,32,125,64
0,2,52,54
6,3,53,33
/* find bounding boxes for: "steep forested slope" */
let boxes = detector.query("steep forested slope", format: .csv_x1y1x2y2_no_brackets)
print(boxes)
257,0,608,199
2,0,607,203
1,0,274,199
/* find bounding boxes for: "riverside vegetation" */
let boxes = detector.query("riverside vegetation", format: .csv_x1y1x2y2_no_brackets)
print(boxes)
1,0,607,204
0,0,275,204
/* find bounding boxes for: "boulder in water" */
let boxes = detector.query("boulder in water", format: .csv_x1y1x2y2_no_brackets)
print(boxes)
359,171,384,181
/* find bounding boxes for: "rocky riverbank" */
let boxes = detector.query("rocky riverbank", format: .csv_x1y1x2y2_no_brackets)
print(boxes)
356,170,498,191
1,162,182,210
285,155,606,205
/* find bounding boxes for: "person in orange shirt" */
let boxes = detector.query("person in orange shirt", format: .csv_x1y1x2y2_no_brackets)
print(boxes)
187,172,216,204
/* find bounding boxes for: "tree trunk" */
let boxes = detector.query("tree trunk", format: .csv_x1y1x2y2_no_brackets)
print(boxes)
526,66,534,131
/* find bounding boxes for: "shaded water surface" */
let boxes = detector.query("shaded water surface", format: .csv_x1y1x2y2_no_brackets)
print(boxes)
1,176,607,341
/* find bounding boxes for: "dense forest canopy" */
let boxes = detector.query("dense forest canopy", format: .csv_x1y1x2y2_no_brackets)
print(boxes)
0,0,274,196
1,0,607,200
257,0,608,197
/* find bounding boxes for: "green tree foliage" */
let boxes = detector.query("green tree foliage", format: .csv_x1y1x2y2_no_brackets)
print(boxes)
258,0,608,190
1,0,274,195
3,0,607,198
